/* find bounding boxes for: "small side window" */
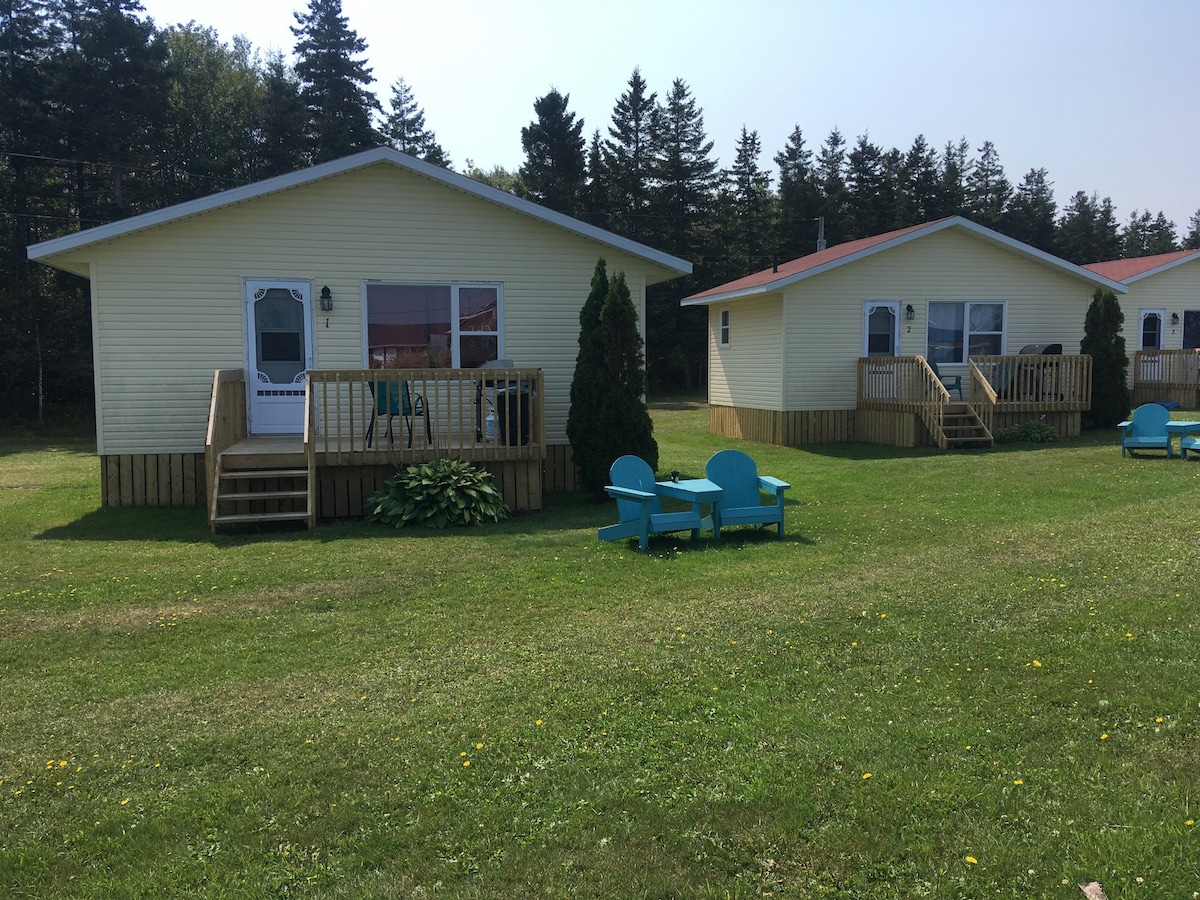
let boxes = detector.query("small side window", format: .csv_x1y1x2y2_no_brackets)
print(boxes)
718,309,730,348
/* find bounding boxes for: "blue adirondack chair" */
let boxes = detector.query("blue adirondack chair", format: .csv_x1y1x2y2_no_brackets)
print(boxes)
704,449,790,538
1119,403,1172,457
929,360,963,400
598,455,710,550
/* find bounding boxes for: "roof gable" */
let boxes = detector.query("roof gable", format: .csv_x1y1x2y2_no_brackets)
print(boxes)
682,216,1126,305
28,147,691,277
1083,248,1200,284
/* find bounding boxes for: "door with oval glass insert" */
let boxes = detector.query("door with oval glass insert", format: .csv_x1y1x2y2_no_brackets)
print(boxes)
245,279,313,434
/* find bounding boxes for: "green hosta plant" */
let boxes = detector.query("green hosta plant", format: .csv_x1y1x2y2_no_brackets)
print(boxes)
368,458,510,528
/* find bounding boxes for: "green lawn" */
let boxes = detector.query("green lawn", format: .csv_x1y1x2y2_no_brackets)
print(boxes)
2,407,1198,898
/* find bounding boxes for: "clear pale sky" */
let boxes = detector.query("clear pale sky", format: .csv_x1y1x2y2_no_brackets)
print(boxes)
138,0,1199,237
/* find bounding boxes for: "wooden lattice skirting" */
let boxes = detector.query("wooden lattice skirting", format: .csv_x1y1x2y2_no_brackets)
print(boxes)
100,444,579,516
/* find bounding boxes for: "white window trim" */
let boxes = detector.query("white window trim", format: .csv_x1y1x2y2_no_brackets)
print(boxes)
862,301,900,357
362,280,504,368
926,300,1007,365
1139,308,1164,351
717,308,730,348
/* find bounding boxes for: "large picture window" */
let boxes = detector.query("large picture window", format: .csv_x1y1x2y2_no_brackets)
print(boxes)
365,282,501,368
926,301,1005,364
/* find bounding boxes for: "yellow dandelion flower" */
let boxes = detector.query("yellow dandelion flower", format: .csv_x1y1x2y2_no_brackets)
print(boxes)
476,742,483,750
459,751,467,757
862,773,872,780
536,719,543,725
462,760,470,767
1100,733,1108,740
1032,660,1042,667
1013,779,1023,785
965,855,978,864
1186,820,1194,826
1156,717,1164,723
120,798,129,806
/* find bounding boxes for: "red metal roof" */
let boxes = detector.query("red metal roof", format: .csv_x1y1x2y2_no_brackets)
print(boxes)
685,219,947,302
1083,248,1200,283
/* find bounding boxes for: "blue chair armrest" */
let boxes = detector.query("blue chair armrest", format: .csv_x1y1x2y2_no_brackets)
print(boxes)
758,476,790,492
604,485,656,503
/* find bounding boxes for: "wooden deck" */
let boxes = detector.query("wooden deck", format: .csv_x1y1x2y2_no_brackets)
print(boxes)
205,367,549,530
856,354,1091,448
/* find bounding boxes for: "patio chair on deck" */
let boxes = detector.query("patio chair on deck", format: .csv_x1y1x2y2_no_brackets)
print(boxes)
598,455,710,550
930,360,963,400
704,449,790,538
366,380,431,449
1119,403,1171,458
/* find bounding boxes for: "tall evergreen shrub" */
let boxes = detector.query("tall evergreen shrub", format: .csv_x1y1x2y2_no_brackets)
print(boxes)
566,258,610,492
568,260,658,493
1080,288,1131,428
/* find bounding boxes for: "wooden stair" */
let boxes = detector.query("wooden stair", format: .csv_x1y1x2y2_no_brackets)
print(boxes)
209,441,314,532
940,403,994,448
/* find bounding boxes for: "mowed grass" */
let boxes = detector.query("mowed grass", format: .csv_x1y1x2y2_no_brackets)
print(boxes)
1,406,1198,898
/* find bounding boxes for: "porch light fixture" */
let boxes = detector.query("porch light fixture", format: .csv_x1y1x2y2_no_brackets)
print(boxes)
905,304,915,321
319,285,333,312
1172,312,1180,326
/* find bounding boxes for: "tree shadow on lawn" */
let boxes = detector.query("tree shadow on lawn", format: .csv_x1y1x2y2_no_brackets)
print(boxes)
797,428,1123,461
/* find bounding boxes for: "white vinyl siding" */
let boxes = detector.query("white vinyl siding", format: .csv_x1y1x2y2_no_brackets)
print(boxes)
781,227,1100,411
61,164,675,454
1118,260,1200,351
708,295,783,409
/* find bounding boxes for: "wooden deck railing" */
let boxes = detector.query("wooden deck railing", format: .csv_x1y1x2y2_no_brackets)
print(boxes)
968,355,1092,412
1132,348,1200,386
305,368,546,465
858,354,1093,447
205,368,247,526
967,361,998,438
857,356,951,447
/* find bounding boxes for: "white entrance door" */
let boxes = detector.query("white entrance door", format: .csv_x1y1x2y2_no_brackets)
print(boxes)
245,279,313,434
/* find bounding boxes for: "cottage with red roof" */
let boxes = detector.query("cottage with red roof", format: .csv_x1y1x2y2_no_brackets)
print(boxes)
683,216,1127,448
1084,248,1200,407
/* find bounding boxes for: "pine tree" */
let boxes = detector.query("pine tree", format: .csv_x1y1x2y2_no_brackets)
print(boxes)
53,0,170,215
603,68,657,241
519,88,586,215
1145,212,1178,255
1006,168,1057,252
567,258,610,493
254,51,308,178
899,134,940,225
1185,209,1200,250
649,78,718,258
291,0,381,163
965,140,1011,229
382,77,450,167
845,132,886,238
931,137,970,219
815,128,849,244
1080,288,1130,428
725,126,772,273
581,130,609,228
773,125,819,261
1057,191,1120,264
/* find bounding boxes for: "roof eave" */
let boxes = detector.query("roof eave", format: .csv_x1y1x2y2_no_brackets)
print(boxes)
28,147,692,277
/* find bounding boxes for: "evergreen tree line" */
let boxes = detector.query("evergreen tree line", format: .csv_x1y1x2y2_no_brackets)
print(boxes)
3,0,1199,422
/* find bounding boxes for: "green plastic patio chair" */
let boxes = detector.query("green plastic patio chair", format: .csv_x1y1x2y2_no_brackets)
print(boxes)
598,455,710,550
1119,403,1171,457
367,380,431,449
704,449,790,538
929,360,963,400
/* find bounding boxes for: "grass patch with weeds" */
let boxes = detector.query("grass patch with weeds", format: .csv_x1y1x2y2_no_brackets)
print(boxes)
1,412,1198,897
